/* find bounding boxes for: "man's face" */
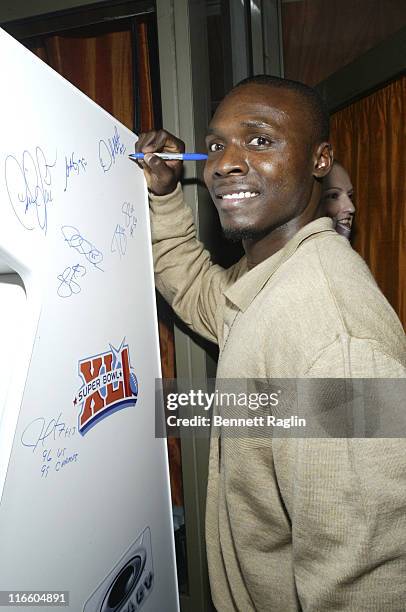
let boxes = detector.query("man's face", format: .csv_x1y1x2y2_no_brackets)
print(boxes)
204,84,317,240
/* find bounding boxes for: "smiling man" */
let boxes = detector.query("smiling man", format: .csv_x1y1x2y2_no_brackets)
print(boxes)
135,76,406,611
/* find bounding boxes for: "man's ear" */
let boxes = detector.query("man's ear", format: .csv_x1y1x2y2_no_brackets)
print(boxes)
313,142,333,178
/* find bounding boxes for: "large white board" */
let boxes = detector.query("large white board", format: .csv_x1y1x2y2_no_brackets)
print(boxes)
0,27,179,612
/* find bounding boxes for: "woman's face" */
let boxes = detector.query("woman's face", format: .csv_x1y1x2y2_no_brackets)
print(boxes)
320,163,355,238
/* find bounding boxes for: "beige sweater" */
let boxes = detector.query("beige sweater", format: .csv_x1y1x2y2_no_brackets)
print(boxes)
150,184,406,611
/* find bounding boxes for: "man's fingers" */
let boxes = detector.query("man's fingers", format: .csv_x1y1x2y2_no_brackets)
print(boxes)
134,129,184,195
142,153,177,195
135,130,185,155
135,132,154,152
143,130,184,153
144,153,162,167
135,131,158,153
144,153,175,180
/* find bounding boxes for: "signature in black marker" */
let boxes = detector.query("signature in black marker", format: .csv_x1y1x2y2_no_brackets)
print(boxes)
61,225,103,269
57,264,86,298
5,146,57,234
98,126,126,173
64,152,87,192
21,413,76,453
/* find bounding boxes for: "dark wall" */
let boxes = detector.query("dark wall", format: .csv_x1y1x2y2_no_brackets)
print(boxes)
0,0,110,23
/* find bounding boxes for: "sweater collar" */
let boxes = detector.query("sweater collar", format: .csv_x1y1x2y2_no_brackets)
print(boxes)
223,217,335,312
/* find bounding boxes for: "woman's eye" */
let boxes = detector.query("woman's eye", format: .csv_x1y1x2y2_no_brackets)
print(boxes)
325,192,339,200
208,142,223,152
248,136,271,147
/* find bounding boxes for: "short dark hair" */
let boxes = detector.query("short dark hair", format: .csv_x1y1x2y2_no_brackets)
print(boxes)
233,74,330,143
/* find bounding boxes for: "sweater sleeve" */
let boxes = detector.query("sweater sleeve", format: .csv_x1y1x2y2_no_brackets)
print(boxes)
149,183,243,344
278,336,406,611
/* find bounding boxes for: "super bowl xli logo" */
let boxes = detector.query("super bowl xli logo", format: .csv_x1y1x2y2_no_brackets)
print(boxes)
74,338,138,435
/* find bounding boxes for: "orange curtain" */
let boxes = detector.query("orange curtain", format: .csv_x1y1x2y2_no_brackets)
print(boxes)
28,19,183,506
330,75,406,327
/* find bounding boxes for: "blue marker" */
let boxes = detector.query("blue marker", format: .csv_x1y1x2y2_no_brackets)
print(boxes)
129,152,208,161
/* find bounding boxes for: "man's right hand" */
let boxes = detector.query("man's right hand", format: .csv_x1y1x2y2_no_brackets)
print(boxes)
134,129,185,196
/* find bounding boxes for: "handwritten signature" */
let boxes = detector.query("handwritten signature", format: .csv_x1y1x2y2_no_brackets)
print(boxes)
122,201,137,236
21,413,76,453
57,264,86,298
61,225,103,269
111,224,127,257
5,147,57,234
98,126,126,173
64,152,87,192
111,202,137,257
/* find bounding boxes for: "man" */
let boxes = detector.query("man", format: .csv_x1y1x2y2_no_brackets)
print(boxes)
135,76,406,611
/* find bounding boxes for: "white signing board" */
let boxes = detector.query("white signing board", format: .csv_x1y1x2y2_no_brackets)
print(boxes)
0,27,179,612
